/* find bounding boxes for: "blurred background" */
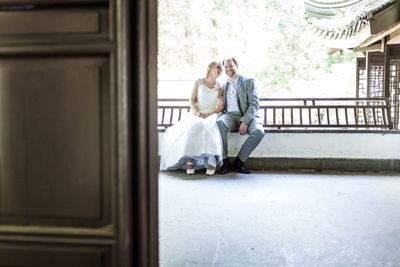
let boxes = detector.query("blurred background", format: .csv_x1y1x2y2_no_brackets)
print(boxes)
157,0,362,99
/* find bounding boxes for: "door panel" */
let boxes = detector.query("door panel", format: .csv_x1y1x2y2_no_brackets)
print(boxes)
0,10,101,35
0,242,112,267
0,1,121,266
0,56,111,227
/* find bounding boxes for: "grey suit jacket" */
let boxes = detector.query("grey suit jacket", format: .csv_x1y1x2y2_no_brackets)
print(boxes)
222,75,261,125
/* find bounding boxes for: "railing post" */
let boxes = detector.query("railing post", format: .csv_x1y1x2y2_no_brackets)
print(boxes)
387,98,394,129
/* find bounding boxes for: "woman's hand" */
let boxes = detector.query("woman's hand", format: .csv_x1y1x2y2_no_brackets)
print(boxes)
199,112,213,118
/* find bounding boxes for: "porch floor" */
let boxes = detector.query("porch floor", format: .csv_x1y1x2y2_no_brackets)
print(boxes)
159,171,400,267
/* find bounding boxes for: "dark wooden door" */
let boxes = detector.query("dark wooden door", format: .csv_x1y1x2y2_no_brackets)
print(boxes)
0,0,158,266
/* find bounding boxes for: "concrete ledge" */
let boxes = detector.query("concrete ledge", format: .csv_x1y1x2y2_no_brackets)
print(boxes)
226,132,400,159
243,157,400,173
159,131,400,173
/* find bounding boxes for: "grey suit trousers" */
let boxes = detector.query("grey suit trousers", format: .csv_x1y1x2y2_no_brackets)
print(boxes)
216,113,265,162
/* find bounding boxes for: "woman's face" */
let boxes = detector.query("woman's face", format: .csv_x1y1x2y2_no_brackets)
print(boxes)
212,64,222,77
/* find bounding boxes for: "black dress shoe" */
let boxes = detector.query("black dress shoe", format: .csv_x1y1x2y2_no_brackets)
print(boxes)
217,158,231,174
232,157,251,174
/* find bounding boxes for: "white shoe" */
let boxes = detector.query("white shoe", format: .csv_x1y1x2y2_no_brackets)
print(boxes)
186,161,195,175
206,164,216,176
206,168,215,175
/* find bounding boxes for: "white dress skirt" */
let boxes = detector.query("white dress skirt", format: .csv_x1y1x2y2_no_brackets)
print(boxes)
159,81,223,171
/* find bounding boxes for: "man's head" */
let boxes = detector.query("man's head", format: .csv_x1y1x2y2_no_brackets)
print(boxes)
223,57,239,78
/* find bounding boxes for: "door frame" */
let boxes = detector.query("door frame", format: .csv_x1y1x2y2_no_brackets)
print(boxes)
119,0,159,266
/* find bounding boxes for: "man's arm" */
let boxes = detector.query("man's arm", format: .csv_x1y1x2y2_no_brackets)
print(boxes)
241,78,259,126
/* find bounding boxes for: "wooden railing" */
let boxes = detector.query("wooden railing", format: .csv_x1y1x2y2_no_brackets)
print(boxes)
158,98,191,129
158,97,393,130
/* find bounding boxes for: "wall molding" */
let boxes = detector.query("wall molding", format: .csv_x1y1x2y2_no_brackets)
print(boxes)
244,157,400,173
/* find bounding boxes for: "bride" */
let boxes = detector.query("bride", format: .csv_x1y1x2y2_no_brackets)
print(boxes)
160,61,224,175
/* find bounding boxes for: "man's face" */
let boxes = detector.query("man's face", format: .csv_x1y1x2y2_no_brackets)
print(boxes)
224,59,238,78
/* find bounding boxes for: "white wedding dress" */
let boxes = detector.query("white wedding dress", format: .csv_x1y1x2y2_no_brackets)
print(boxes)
160,80,223,171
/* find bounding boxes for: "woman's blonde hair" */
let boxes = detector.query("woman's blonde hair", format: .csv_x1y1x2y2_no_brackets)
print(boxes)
206,61,221,78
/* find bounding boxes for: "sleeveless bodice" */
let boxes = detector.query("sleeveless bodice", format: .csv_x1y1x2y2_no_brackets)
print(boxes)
197,81,220,113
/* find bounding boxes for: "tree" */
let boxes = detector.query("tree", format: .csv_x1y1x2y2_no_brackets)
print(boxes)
158,0,358,96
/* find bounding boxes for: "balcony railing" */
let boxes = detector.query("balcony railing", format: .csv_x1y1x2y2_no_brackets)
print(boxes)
158,97,393,131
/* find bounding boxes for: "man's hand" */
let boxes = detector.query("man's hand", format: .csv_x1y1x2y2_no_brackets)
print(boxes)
239,122,248,135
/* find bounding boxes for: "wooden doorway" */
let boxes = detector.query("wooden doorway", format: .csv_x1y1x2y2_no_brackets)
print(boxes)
0,0,159,266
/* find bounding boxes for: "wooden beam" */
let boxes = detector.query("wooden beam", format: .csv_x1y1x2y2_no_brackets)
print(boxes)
354,42,383,52
358,21,400,48
388,28,400,44
370,2,400,34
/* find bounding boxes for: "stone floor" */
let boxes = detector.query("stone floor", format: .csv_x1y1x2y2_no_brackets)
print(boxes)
159,171,400,267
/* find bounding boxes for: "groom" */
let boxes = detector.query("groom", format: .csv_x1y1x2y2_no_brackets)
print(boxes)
217,57,265,174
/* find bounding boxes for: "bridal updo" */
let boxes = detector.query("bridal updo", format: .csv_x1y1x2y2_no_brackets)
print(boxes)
206,61,222,78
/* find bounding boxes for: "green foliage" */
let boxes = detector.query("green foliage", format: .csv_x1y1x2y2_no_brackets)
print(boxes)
326,50,361,70
158,0,358,96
